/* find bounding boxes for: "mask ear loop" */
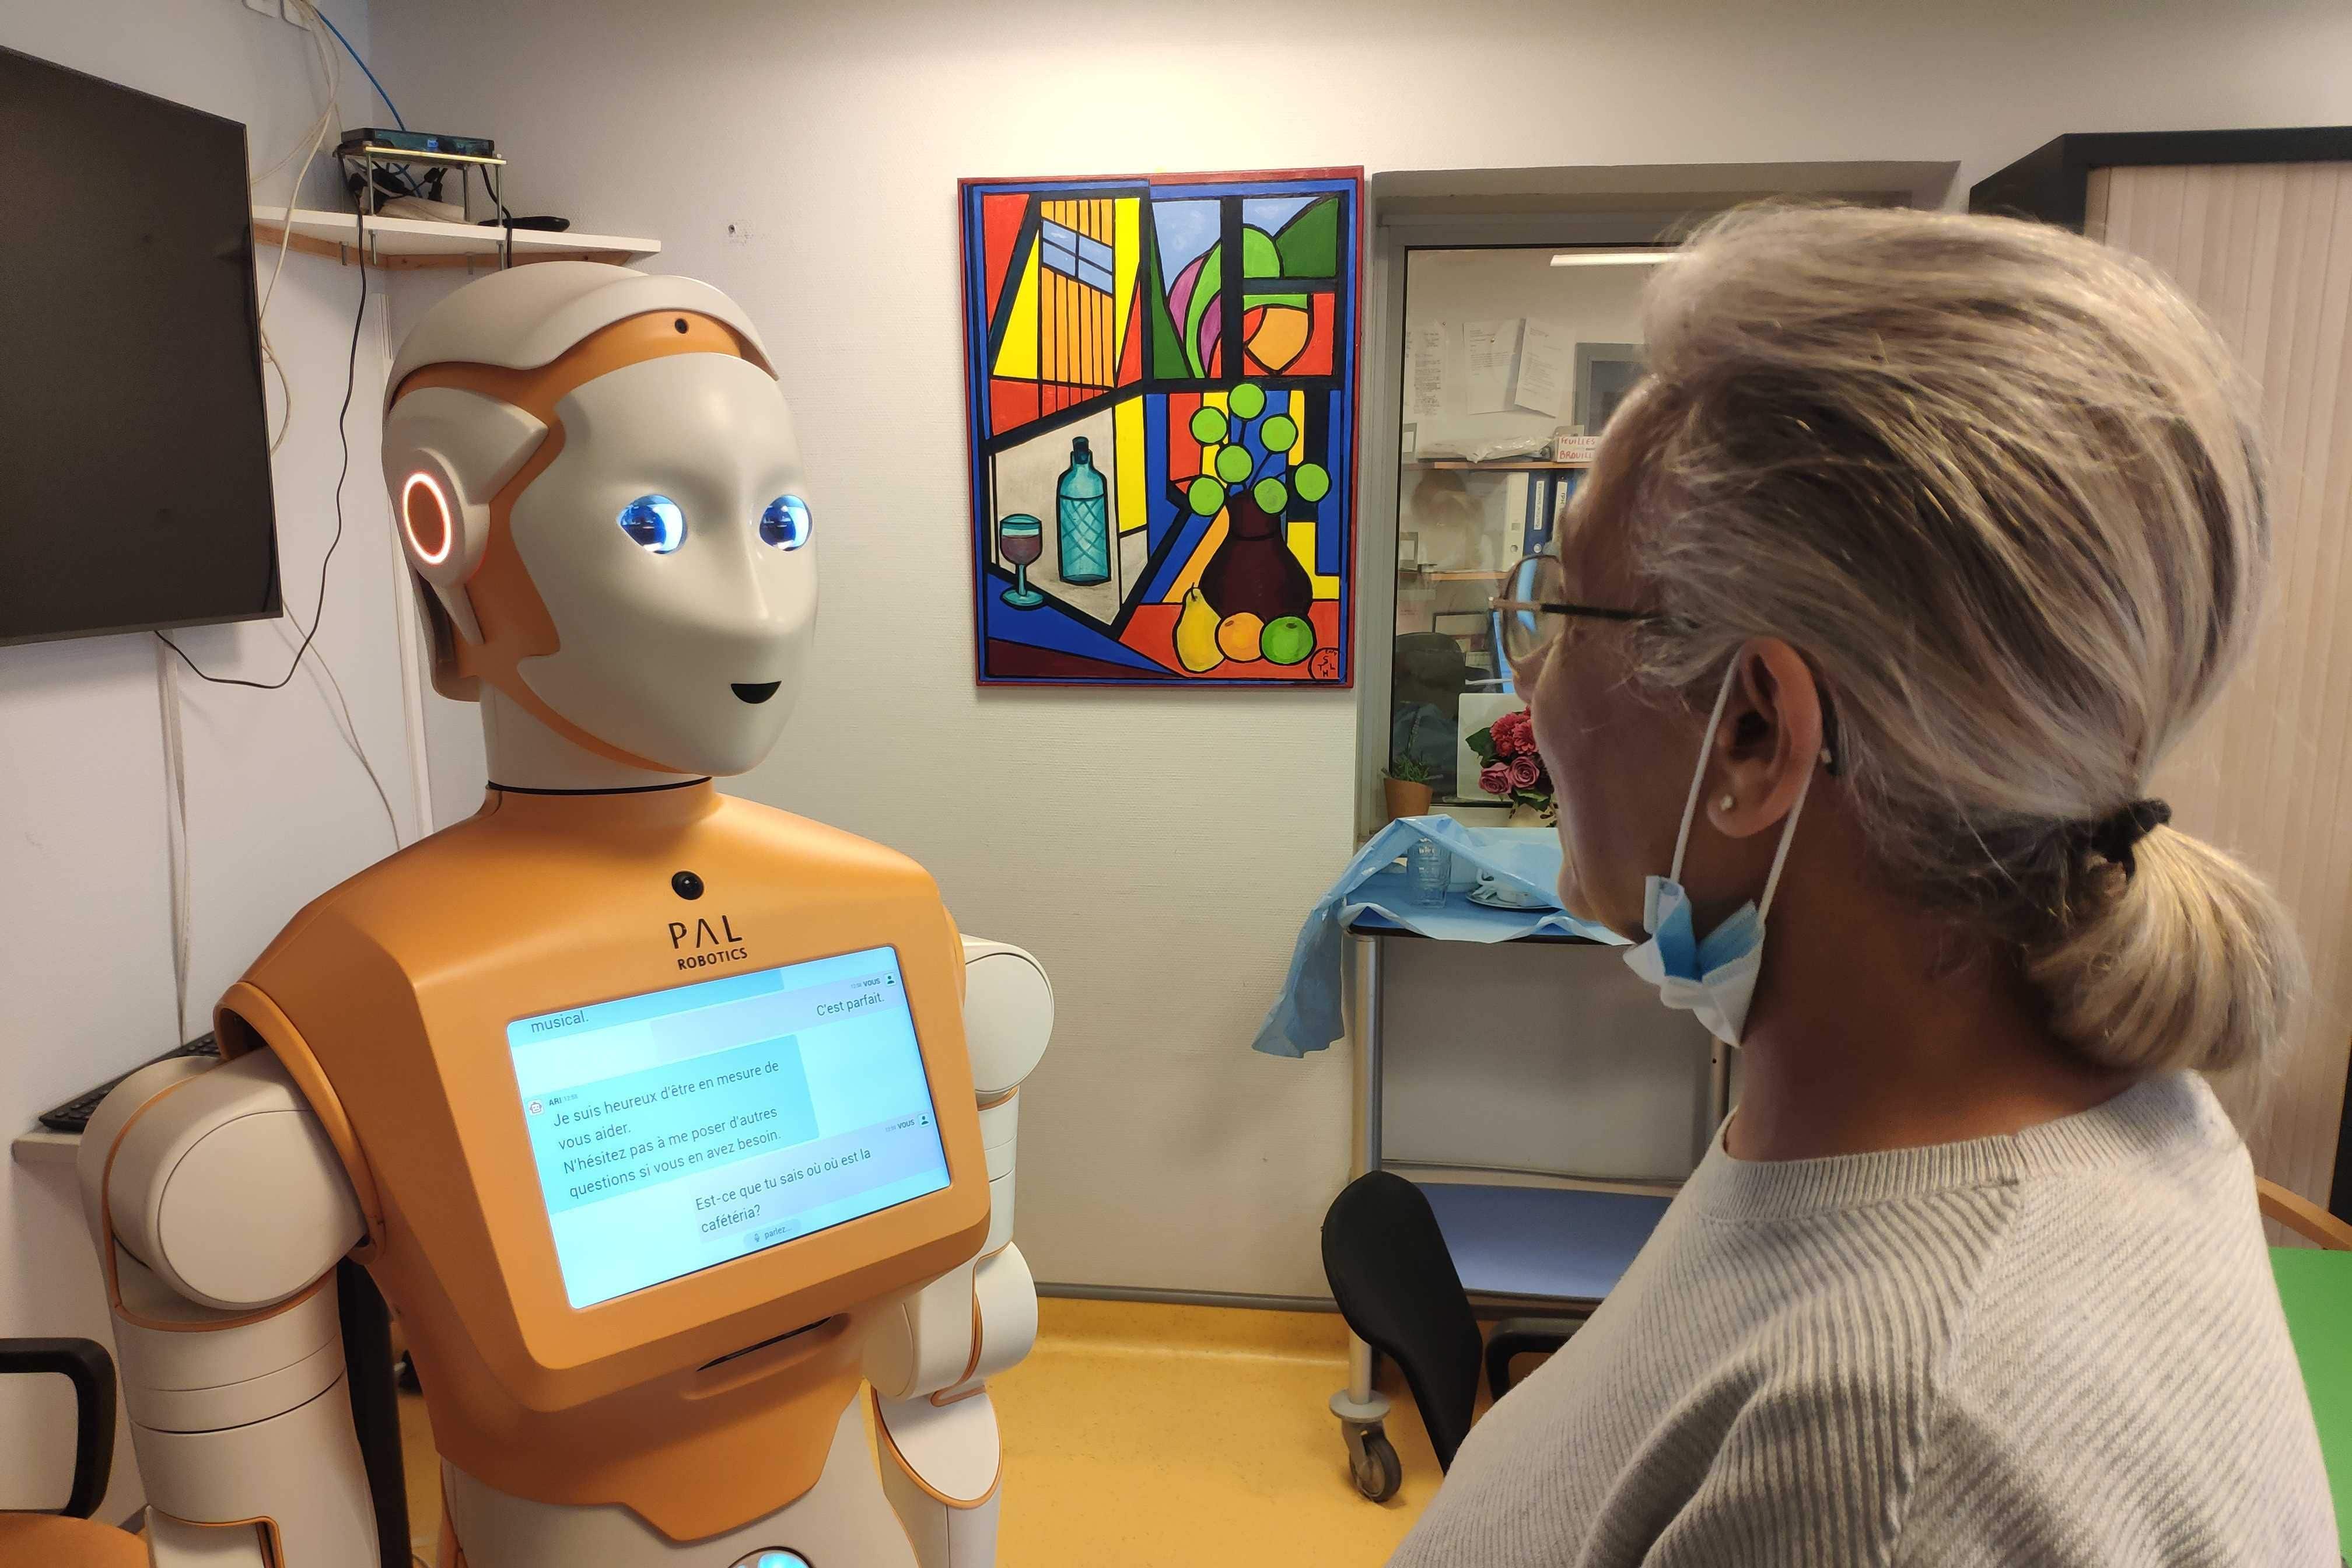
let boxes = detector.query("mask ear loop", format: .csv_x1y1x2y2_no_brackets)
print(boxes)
1756,762,1817,919
1669,655,1825,918
1668,661,1744,885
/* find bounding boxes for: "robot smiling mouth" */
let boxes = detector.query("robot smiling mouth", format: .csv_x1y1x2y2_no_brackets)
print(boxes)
731,681,782,705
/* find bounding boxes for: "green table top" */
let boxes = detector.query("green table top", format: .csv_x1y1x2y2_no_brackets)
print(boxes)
2272,1247,2352,1557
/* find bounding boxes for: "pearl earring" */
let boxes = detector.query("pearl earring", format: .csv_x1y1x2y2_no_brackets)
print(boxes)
1717,793,1736,813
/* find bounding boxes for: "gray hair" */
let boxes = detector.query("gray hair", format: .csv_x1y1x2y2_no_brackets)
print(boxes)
1614,203,2303,1074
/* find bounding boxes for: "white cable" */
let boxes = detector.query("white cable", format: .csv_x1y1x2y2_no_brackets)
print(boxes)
152,5,395,1037
252,0,342,453
154,639,194,1044
250,1,404,852
272,617,404,849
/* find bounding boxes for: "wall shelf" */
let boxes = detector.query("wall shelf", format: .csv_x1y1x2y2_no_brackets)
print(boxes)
1408,459,1592,471
251,206,660,270
12,1127,78,1168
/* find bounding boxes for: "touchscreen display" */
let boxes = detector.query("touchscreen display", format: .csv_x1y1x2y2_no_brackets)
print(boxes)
507,946,951,1308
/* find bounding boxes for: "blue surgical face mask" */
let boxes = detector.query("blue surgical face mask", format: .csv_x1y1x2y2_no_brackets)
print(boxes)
1622,662,1821,1048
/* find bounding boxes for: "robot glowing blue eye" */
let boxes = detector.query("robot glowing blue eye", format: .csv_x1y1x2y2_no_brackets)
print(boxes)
759,495,812,551
617,494,685,554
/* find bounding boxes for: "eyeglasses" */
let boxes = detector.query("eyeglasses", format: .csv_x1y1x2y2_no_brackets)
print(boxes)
1489,552,1661,667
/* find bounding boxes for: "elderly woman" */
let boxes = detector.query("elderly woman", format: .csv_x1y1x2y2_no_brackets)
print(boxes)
1392,206,2333,1566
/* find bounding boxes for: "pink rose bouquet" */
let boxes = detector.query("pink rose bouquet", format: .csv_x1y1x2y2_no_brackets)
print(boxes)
1466,708,1555,822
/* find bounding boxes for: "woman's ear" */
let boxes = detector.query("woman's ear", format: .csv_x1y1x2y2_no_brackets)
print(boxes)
1706,639,1825,840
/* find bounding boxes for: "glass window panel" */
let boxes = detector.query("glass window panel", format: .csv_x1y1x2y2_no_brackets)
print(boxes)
1388,246,1661,804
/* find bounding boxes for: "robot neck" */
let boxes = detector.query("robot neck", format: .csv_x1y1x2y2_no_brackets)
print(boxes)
479,687,705,794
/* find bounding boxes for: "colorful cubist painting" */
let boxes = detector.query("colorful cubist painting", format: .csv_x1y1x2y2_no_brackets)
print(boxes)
958,170,1363,686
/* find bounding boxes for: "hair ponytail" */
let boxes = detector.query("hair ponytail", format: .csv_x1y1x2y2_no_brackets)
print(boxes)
2029,827,2305,1072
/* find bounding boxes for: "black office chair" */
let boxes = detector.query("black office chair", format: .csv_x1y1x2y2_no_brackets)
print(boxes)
0,1338,144,1564
1390,632,1471,794
1322,1171,1584,1499
0,1275,411,1567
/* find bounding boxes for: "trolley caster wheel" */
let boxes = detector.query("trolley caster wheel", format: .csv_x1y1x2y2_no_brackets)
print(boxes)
1343,1420,1402,1503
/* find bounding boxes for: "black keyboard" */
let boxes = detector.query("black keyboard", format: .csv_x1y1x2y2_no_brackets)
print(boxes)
38,1035,221,1133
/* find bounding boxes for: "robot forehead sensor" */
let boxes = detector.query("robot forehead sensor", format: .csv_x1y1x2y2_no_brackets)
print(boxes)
389,309,768,430
385,261,772,396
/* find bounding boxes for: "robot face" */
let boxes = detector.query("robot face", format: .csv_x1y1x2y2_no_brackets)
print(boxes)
506,353,815,776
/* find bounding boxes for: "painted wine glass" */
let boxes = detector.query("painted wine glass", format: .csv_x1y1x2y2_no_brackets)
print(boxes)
998,513,1045,608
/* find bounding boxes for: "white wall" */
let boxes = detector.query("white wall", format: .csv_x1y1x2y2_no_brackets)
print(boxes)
365,0,2352,1301
0,0,408,1518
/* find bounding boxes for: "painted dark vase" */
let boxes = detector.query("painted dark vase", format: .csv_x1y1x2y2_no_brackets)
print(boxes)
1199,489,1312,622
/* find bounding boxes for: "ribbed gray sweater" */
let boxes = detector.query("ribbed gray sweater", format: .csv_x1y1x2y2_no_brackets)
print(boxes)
1389,1073,2336,1566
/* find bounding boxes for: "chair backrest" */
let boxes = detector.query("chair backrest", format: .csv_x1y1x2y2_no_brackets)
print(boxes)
2259,1177,2352,1251
1321,1171,1483,1468
0,1515,148,1567
2260,1178,2352,1562
0,1337,142,1564
0,1338,114,1520
1392,633,1470,716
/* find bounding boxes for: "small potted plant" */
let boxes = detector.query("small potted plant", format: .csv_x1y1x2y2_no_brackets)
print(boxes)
1468,709,1556,827
1382,755,1434,822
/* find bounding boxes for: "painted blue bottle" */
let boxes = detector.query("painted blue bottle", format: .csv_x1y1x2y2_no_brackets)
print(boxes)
1055,436,1110,585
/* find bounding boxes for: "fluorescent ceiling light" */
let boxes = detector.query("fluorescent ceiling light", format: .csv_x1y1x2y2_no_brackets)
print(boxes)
1549,249,1678,268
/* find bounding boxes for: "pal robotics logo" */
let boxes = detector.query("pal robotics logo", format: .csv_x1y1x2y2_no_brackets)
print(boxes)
669,914,748,972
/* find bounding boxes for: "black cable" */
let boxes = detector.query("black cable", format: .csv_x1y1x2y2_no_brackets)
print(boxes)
156,211,369,690
487,163,513,268
334,1259,411,1568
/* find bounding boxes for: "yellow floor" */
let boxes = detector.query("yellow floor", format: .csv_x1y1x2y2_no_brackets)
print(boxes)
398,1297,1445,1564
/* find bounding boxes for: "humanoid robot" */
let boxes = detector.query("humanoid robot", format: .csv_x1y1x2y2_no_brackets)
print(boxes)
76,262,1050,1567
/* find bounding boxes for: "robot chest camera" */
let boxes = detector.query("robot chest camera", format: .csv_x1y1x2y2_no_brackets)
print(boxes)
732,681,782,704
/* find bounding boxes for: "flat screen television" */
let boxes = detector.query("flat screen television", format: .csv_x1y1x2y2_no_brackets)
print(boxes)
0,46,279,648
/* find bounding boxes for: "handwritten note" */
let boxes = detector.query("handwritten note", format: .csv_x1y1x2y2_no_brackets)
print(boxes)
1406,324,1451,421
1464,319,1521,415
1513,319,1569,418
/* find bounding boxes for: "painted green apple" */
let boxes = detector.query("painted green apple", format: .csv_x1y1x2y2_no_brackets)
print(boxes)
1262,615,1315,666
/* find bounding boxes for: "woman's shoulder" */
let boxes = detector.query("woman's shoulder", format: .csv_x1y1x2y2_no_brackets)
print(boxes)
1891,1091,2331,1564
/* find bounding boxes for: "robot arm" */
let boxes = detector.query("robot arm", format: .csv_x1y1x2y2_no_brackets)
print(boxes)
866,937,1052,1568
77,1051,379,1566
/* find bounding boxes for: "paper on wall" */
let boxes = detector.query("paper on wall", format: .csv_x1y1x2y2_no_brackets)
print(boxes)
1512,318,1570,418
1464,319,1520,415
1405,324,1452,421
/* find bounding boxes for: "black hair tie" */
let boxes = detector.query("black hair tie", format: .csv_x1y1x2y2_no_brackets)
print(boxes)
2080,798,2171,878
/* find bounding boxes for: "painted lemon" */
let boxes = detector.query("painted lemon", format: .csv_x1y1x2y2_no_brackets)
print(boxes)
1216,612,1266,664
1261,615,1315,666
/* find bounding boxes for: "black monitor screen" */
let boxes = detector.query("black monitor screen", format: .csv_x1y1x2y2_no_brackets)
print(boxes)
0,46,279,646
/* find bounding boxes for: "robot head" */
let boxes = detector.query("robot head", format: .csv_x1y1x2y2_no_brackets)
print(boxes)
383,263,814,777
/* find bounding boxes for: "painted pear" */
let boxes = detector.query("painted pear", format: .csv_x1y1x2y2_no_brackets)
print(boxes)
1175,587,1224,672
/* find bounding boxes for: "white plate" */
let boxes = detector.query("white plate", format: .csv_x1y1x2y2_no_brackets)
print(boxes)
1467,881,1555,911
